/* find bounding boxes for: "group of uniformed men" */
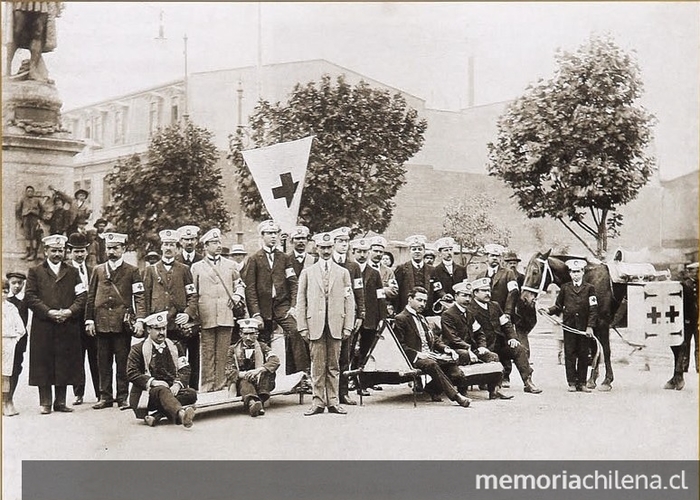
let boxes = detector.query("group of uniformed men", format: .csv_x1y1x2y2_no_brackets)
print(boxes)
8,219,697,429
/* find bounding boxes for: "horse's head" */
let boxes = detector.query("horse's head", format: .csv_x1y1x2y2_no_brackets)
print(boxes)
521,250,552,306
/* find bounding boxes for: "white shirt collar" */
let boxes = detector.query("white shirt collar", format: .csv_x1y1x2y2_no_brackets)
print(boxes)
455,303,467,314
8,289,24,300
406,305,419,316
572,280,582,287
108,258,124,271
333,252,346,263
411,260,423,270
474,298,489,310
182,250,195,260
47,260,62,275
294,251,306,259
71,260,85,270
162,258,174,265
358,262,367,272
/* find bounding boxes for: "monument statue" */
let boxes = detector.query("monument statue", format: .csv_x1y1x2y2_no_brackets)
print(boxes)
5,2,64,83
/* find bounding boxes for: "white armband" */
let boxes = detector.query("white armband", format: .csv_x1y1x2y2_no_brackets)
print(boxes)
507,280,519,292
499,314,509,326
472,320,481,331
132,282,145,293
589,296,598,306
353,278,364,289
177,356,189,370
75,283,87,295
376,289,386,299
345,286,353,297
185,283,197,295
433,281,443,291
285,268,296,278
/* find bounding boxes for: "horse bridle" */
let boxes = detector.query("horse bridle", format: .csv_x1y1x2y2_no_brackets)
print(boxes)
521,257,554,297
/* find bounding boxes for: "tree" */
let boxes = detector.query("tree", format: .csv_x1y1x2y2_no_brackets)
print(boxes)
442,193,511,253
487,34,656,257
103,120,230,253
228,74,427,235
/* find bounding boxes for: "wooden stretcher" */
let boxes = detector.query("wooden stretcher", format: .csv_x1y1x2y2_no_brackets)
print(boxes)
344,321,503,407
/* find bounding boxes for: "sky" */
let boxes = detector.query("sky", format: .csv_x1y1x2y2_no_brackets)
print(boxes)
6,2,699,180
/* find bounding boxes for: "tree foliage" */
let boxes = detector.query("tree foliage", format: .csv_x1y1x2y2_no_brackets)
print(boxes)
487,34,656,257
104,120,230,253
442,193,511,251
228,74,427,235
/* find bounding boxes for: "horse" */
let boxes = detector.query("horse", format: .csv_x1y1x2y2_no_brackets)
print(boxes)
520,250,619,391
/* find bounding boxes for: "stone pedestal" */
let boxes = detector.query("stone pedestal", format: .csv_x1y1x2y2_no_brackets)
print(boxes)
2,78,84,272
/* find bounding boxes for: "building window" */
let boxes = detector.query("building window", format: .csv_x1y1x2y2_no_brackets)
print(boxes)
94,114,104,145
84,121,92,139
114,109,125,144
149,100,161,135
171,96,180,125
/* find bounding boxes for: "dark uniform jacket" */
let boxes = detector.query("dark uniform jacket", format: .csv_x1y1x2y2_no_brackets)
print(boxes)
244,248,298,320
289,252,316,279
25,261,87,386
394,261,434,313
431,261,467,299
440,303,487,351
127,338,191,409
224,340,280,386
547,282,598,331
467,299,517,351
359,263,386,330
174,251,203,268
477,266,519,317
86,261,146,332
394,308,448,365
335,257,366,321
142,261,199,330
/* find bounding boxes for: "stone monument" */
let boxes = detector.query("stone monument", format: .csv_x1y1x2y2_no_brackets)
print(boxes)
2,2,84,269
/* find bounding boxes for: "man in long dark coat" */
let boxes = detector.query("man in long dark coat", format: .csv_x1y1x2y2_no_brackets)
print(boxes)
26,234,87,414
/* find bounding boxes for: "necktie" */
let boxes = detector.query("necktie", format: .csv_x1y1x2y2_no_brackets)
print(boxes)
297,256,304,263
184,257,191,266
79,265,85,277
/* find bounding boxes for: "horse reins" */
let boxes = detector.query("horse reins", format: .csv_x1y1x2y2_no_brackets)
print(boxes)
522,257,554,296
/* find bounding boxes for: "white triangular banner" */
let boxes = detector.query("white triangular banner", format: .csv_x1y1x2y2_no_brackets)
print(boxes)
242,136,314,233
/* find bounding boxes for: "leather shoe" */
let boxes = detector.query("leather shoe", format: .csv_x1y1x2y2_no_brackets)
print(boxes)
489,390,514,400
357,389,371,396
258,408,266,416
248,400,263,417
53,405,74,413
501,378,511,388
577,386,592,393
567,385,577,392
327,405,347,414
304,405,325,416
455,394,471,408
340,395,357,406
144,415,158,427
178,406,195,428
73,396,83,406
523,380,542,394
92,400,114,410
117,400,130,409
40,405,52,415
429,393,443,402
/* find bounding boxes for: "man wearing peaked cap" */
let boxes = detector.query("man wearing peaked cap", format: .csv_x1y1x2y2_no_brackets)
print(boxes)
289,225,315,282
142,229,199,389
127,311,197,428
423,244,437,266
296,230,356,415
85,230,147,409
545,259,598,393
440,280,511,400
430,236,467,305
224,317,280,417
244,219,307,377
258,219,280,234
25,232,87,414
229,244,247,272
501,249,534,359
368,236,399,307
395,234,435,313
477,243,520,386
350,237,386,387
191,228,246,392
174,225,202,268
468,277,542,394
665,261,698,390
331,226,365,405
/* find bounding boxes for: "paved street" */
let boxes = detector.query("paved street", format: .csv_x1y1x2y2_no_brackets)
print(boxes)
3,330,698,500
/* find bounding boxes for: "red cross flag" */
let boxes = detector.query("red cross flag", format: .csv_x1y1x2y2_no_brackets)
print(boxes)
241,136,314,233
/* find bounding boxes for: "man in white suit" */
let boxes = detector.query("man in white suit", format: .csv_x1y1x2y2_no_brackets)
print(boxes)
191,228,246,392
296,232,355,415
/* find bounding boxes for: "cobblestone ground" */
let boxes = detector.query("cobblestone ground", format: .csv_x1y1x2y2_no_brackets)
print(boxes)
3,328,698,500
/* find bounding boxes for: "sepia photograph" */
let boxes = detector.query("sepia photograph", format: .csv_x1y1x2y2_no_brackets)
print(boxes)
2,2,698,499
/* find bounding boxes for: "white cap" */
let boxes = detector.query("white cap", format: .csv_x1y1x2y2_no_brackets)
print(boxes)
230,244,246,255
330,227,351,241
200,228,222,244
351,238,371,251
484,243,505,256
471,277,491,291
103,232,128,245
434,237,456,251
42,234,68,248
159,229,179,243
238,317,263,331
313,232,334,247
369,236,387,249
290,225,310,239
144,311,168,327
405,235,427,247
424,243,436,256
566,259,587,271
258,220,280,234
452,280,472,294
177,225,200,239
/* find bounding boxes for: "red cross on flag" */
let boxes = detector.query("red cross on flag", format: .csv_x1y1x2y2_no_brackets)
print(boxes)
241,136,314,233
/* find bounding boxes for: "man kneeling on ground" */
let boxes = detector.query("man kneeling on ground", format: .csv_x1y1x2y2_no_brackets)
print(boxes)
225,318,280,417
127,311,197,428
